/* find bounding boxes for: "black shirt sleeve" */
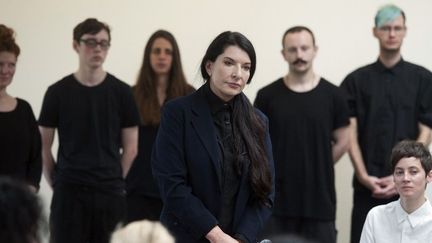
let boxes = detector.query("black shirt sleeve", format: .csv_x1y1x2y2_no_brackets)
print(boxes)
418,70,432,128
39,85,59,127
340,74,357,118
120,84,140,128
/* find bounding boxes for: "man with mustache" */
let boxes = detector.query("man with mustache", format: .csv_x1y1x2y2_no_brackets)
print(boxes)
340,5,432,243
39,18,140,243
254,26,350,243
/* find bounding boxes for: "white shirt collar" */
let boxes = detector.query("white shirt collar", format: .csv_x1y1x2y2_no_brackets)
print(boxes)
395,198,432,228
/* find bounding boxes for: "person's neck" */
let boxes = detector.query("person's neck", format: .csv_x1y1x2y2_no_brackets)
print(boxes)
400,196,426,214
0,88,8,99
156,74,169,105
284,70,319,92
379,50,402,69
74,66,106,87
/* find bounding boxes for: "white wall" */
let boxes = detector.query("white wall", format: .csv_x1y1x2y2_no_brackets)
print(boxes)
3,0,432,242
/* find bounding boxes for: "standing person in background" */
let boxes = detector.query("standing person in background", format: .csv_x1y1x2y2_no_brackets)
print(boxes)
340,4,432,243
0,24,42,193
360,140,432,243
254,26,350,243
39,18,140,243
126,30,195,223
152,31,275,243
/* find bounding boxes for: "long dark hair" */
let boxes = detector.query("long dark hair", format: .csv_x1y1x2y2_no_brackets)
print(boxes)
200,31,272,204
134,30,193,125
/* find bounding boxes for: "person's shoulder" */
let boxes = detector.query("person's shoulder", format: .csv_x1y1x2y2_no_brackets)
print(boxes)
369,200,398,216
318,78,345,95
319,78,338,89
259,78,283,91
15,98,33,111
402,60,432,75
51,74,75,86
349,62,376,74
165,89,197,110
45,74,75,93
257,78,284,96
105,73,131,89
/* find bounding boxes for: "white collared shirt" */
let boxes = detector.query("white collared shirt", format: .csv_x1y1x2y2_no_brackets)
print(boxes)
360,198,432,243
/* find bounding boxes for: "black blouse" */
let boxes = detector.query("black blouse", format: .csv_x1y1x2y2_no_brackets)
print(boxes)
0,98,42,188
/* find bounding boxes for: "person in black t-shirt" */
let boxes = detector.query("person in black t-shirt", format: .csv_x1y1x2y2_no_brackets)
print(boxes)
0,24,42,192
255,26,350,243
340,5,432,243
39,18,140,243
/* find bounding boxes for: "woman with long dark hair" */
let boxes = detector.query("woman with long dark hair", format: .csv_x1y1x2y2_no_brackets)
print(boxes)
126,30,195,222
0,24,41,192
152,31,275,243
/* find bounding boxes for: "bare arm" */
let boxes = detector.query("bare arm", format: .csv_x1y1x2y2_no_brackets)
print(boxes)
347,118,381,192
120,126,138,178
39,126,56,188
332,125,350,163
417,122,431,146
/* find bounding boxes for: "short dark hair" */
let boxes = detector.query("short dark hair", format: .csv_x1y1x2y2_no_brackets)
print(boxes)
0,24,20,57
0,177,45,243
73,18,111,42
282,26,316,48
390,140,432,174
200,31,256,84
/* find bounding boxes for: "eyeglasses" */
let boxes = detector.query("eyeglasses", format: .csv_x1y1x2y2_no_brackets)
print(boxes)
79,38,110,50
377,26,406,34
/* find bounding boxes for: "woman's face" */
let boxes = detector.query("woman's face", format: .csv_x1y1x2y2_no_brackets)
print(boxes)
150,37,173,77
393,157,432,201
0,51,17,90
205,45,251,101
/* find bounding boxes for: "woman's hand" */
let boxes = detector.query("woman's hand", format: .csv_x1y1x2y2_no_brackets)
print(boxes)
206,226,240,243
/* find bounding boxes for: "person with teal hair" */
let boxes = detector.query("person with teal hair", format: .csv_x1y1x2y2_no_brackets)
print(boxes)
341,4,432,243
374,4,406,28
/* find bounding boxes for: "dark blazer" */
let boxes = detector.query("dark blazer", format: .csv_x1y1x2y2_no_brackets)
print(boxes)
152,86,275,243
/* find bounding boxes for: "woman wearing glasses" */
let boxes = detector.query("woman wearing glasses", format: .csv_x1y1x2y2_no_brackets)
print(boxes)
152,31,275,243
126,30,195,223
0,24,42,192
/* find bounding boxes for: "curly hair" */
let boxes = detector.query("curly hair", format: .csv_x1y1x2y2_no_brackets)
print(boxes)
0,24,20,56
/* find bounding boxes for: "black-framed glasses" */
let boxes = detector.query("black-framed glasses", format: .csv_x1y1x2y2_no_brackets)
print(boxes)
79,38,110,50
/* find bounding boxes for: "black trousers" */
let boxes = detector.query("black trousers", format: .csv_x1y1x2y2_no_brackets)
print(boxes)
126,194,163,223
350,189,397,243
49,182,126,243
261,215,336,243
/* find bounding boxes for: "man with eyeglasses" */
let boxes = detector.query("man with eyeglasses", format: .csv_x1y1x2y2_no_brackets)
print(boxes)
39,18,140,243
340,5,432,243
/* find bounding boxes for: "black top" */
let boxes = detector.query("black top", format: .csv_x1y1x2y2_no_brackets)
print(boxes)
126,124,159,196
255,78,349,220
341,59,432,190
126,85,195,198
38,74,140,192
204,83,240,233
0,98,42,189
